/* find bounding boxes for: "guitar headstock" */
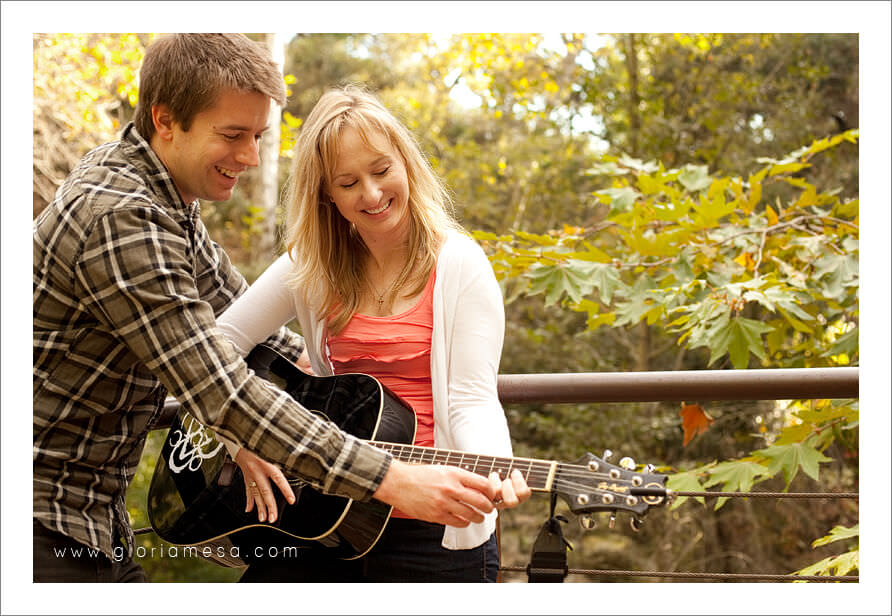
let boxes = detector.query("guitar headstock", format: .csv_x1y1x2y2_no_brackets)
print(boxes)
553,451,669,531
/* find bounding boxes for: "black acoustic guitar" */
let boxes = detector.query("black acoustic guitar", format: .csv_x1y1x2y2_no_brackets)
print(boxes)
148,344,669,567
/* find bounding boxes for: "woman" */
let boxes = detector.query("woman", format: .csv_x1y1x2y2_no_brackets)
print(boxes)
216,84,529,582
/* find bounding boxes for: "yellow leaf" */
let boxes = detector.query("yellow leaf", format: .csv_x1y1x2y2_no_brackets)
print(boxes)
769,162,810,176
734,252,755,270
765,205,778,226
795,185,818,208
745,176,762,213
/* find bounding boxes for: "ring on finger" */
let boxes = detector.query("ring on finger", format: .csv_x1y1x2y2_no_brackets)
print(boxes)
249,481,257,488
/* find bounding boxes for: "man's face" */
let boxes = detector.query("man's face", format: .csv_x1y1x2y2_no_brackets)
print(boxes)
160,88,271,204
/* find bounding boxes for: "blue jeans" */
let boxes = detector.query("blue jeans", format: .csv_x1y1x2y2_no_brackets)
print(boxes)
239,518,499,583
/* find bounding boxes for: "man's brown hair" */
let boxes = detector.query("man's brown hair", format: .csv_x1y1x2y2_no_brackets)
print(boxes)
133,33,286,139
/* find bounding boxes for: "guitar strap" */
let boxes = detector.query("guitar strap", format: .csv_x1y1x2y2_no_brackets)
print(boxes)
526,493,572,583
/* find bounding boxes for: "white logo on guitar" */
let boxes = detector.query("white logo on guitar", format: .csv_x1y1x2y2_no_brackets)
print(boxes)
168,415,224,474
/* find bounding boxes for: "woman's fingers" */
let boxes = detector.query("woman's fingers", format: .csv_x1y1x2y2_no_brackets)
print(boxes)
256,479,276,523
244,481,255,513
236,448,295,523
270,468,296,505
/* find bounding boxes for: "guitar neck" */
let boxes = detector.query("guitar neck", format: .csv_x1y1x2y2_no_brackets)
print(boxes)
369,441,558,493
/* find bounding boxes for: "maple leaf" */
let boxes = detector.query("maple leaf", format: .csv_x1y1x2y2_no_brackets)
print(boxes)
680,402,714,446
752,442,833,488
702,459,771,509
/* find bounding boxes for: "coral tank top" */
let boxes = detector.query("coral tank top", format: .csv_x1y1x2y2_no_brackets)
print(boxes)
326,270,437,519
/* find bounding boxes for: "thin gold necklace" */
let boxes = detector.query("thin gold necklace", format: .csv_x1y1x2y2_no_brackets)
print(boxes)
369,273,403,314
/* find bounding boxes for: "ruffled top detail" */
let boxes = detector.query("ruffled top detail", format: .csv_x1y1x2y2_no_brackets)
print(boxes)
327,270,437,449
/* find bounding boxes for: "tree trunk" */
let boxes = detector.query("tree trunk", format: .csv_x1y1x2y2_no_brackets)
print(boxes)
258,32,285,261
623,34,641,156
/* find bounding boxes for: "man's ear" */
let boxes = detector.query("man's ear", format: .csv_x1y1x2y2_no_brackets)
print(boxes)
152,104,176,141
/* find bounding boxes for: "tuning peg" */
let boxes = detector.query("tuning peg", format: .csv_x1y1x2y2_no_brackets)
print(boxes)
579,515,596,530
630,516,643,533
643,463,655,474
602,449,613,461
619,456,636,470
608,511,617,529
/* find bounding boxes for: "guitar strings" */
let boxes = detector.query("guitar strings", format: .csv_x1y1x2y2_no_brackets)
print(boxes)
372,442,663,498
374,442,656,480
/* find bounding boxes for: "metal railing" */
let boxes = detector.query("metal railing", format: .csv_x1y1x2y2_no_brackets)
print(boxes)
497,366,858,403
493,365,859,583
159,366,859,426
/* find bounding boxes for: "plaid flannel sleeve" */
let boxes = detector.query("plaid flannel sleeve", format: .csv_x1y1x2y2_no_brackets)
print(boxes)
73,203,390,501
192,223,306,364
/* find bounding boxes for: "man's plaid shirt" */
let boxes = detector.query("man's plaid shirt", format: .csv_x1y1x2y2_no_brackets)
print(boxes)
33,124,391,559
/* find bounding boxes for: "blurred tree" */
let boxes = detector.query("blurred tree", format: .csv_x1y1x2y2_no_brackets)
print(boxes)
32,33,155,217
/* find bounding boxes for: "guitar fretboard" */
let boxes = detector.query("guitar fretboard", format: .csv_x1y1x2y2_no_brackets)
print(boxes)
369,441,558,492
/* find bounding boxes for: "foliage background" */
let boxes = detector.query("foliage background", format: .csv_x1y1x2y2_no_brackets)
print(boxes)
24,25,881,594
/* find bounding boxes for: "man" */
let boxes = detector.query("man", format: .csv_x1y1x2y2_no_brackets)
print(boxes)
33,33,528,583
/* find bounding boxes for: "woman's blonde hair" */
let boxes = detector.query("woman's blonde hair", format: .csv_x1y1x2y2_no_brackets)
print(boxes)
283,84,460,333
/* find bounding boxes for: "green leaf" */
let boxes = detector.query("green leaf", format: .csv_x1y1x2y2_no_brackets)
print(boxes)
706,316,772,368
586,160,629,176
613,276,658,326
596,186,639,212
796,403,857,427
524,260,599,306
777,306,814,333
702,459,771,510
588,263,623,304
793,548,859,578
753,443,833,488
730,317,773,368
666,468,710,509
678,164,712,192
821,327,858,358
514,230,558,246
812,524,859,548
813,252,859,299
618,154,659,173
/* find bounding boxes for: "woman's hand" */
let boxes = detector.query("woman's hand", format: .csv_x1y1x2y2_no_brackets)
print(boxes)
235,448,296,524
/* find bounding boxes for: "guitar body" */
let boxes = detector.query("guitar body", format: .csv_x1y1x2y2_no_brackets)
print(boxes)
149,346,671,569
147,345,416,566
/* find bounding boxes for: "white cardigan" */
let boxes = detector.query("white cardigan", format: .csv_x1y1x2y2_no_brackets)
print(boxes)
216,230,513,549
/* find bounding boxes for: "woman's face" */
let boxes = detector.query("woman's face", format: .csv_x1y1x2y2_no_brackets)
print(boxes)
326,126,411,247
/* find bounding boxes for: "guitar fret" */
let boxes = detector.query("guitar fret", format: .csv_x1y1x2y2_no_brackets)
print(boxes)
467,454,479,473
374,441,557,491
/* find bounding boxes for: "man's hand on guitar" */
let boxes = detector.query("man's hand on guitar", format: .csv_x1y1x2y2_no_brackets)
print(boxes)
488,468,532,510
372,460,530,527
235,448,296,524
